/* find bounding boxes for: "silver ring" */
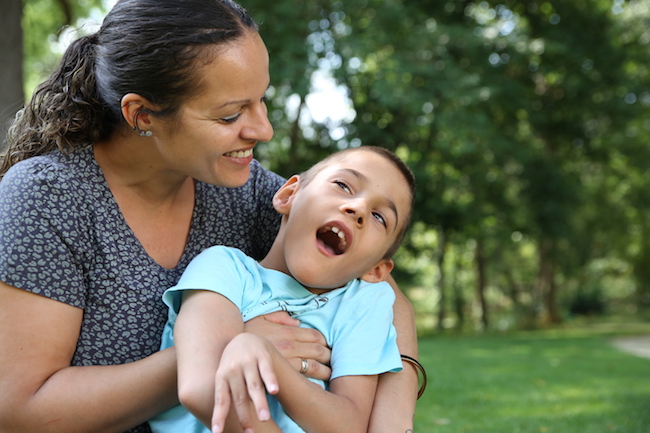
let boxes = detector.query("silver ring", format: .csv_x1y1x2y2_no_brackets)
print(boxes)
299,358,309,374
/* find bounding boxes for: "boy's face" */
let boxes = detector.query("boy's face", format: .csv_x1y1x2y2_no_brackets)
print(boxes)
277,150,411,290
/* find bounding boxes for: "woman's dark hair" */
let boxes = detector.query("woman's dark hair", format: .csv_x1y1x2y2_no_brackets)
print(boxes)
0,0,257,178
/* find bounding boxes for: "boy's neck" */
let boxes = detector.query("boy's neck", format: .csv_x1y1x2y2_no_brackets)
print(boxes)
259,245,342,296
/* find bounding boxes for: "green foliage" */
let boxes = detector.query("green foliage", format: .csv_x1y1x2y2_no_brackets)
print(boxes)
23,0,106,94
21,0,650,330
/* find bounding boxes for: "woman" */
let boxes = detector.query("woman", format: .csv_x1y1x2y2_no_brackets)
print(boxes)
0,1,419,432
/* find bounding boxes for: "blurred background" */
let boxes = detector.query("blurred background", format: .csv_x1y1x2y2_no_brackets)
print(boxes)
2,0,650,335
4,2,650,431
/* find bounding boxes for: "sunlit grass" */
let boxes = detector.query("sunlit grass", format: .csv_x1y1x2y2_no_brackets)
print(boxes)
414,323,650,432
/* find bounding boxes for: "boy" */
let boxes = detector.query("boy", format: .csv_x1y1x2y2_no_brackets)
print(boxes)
150,146,416,433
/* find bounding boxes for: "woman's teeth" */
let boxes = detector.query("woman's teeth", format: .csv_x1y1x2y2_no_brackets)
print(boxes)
225,149,253,158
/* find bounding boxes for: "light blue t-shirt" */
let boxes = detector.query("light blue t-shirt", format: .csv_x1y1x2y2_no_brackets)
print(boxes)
150,246,402,433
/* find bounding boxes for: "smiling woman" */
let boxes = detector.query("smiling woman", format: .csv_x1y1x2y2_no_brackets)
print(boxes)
0,1,309,432
0,1,419,432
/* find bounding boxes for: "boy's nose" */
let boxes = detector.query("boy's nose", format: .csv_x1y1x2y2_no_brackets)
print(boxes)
343,200,368,226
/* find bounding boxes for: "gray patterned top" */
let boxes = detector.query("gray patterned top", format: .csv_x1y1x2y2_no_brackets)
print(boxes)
0,146,285,433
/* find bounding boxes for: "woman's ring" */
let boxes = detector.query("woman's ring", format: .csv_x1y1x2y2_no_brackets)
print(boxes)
299,358,309,374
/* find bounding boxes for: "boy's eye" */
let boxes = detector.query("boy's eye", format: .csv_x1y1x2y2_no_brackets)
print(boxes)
335,180,352,193
373,212,387,227
219,112,242,124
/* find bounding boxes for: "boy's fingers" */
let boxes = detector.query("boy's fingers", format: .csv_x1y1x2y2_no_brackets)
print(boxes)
211,381,232,433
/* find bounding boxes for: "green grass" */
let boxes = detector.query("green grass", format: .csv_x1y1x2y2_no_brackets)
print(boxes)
414,323,650,433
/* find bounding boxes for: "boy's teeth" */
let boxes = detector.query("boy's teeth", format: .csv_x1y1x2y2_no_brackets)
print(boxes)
329,226,345,240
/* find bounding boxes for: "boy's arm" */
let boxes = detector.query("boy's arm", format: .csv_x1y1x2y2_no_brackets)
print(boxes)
280,373,378,433
212,333,378,433
173,290,244,428
369,276,419,433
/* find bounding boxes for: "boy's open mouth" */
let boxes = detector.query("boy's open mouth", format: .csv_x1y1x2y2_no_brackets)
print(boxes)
317,224,349,255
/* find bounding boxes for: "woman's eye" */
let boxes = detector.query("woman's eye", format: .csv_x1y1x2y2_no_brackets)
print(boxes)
220,112,242,124
373,212,387,227
335,180,352,193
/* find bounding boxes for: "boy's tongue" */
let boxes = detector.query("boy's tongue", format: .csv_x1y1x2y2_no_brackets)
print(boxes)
317,225,347,255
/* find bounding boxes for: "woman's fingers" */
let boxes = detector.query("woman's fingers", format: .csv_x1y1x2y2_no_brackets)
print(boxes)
290,356,332,381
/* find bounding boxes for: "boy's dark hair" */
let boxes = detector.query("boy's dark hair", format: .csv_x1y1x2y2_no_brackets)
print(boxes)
300,146,416,259
1,0,257,178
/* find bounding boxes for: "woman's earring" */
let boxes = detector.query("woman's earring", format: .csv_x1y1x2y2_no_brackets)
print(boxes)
136,128,153,137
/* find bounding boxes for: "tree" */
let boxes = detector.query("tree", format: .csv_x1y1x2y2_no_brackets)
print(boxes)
0,0,24,150
1,0,106,150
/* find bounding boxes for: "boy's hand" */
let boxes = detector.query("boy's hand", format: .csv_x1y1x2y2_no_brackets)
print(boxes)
245,312,331,380
211,333,278,433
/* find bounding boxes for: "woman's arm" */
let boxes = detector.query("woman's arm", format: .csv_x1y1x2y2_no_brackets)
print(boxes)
368,276,419,433
0,282,178,433
212,333,378,433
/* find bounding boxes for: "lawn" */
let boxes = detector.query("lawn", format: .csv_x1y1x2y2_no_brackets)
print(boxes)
414,321,650,433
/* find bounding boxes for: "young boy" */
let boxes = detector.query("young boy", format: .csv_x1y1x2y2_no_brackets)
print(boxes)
150,146,416,433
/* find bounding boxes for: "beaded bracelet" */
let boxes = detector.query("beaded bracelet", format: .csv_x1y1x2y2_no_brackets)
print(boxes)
401,354,427,399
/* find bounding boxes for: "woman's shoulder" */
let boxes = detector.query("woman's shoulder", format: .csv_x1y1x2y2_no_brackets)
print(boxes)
247,159,286,194
0,148,104,219
1,148,97,193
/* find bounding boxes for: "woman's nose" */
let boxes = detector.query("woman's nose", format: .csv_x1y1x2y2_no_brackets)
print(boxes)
242,101,274,143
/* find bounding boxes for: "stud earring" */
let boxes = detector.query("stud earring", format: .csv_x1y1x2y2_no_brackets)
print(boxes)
137,128,153,137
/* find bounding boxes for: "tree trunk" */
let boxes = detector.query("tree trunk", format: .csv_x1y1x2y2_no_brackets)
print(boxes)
0,0,24,150
452,247,465,331
475,239,488,330
537,238,561,324
436,228,447,331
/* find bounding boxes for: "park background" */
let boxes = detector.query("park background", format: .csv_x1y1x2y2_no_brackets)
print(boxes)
1,0,649,431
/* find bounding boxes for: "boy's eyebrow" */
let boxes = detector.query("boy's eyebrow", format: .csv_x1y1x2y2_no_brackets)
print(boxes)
338,168,400,230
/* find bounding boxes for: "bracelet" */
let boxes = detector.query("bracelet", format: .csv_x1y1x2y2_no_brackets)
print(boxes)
400,354,427,400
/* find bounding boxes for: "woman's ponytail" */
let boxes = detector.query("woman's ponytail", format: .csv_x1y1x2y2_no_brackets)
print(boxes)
0,33,115,178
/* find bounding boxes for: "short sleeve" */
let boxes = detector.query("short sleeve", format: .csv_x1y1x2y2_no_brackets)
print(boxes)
329,282,402,379
0,158,93,308
162,246,256,314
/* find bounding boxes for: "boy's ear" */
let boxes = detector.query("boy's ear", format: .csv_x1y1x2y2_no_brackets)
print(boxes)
273,175,301,215
360,259,394,283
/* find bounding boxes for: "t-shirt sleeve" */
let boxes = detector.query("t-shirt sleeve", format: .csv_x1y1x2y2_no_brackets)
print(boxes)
162,246,254,314
329,282,403,379
0,159,92,308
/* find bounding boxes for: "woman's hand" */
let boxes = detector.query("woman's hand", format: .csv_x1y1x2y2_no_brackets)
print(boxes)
245,311,331,381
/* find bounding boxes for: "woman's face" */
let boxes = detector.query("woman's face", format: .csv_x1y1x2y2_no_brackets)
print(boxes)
153,31,273,188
